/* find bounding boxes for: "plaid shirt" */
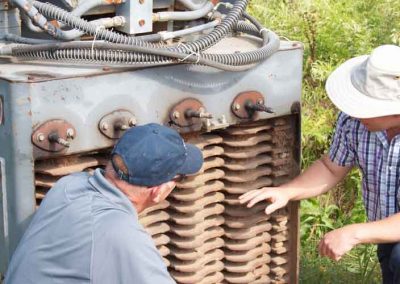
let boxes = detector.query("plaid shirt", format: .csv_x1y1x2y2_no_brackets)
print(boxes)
329,112,400,221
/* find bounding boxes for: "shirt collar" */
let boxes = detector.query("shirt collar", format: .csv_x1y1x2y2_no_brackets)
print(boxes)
88,168,137,218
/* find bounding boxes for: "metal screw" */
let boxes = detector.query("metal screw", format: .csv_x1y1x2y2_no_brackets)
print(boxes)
66,128,75,138
138,19,145,26
234,103,241,110
101,123,109,131
37,133,45,142
139,0,144,4
173,111,180,119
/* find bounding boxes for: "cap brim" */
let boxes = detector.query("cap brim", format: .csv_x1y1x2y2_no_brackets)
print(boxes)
326,55,400,118
178,144,203,175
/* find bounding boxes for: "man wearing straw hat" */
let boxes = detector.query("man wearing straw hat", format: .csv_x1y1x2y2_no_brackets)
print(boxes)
240,45,400,283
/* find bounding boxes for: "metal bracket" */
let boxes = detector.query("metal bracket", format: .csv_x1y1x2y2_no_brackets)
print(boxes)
31,120,76,152
231,91,273,119
98,110,136,139
169,98,212,133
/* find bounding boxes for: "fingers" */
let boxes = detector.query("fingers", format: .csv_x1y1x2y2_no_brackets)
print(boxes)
246,192,274,208
239,189,265,203
318,236,342,261
265,201,282,215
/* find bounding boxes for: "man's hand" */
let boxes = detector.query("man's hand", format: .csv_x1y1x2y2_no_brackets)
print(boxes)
318,225,360,261
239,187,291,215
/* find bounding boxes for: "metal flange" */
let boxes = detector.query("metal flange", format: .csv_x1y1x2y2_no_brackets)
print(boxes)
169,98,212,132
32,119,76,152
98,110,136,139
231,91,273,119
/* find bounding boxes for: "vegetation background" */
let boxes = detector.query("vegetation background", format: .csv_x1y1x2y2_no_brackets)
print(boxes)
248,0,400,282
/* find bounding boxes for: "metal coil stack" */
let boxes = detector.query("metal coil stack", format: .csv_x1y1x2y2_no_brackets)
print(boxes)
166,134,226,283
219,122,274,283
32,115,299,284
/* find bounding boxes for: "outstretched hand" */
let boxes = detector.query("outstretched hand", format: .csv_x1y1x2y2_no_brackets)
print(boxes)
239,187,290,215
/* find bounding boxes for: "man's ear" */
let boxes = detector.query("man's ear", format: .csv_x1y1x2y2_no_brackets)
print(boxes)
149,186,163,203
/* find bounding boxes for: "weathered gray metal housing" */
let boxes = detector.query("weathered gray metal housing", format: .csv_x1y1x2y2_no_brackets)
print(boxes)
0,38,303,281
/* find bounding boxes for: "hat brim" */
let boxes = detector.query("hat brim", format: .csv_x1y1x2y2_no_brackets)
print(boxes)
326,55,400,118
177,144,203,175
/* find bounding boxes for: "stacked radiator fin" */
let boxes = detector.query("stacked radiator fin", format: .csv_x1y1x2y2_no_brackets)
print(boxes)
34,115,299,284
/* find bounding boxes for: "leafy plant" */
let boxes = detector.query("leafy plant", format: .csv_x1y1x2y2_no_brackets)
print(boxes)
248,0,400,282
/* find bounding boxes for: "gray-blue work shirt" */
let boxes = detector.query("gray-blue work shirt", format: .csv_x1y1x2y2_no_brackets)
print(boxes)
5,169,176,284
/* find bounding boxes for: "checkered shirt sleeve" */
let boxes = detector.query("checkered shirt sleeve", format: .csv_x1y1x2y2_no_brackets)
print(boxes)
329,112,356,167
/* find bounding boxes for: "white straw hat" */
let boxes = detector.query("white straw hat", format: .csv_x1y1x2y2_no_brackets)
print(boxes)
326,45,400,118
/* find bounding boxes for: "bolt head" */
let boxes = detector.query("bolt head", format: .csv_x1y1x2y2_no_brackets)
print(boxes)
128,118,136,127
234,103,241,110
138,19,145,26
66,128,75,138
37,133,45,142
173,111,180,119
139,0,144,4
101,123,109,131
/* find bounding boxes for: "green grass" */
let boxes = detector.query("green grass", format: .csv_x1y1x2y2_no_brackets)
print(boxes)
248,0,400,281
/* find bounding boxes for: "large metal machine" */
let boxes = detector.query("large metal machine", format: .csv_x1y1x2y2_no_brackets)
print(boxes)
0,0,303,282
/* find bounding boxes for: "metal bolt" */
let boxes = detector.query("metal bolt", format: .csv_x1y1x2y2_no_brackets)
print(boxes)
234,103,241,110
101,123,109,131
66,128,75,138
37,133,45,142
138,19,145,26
57,137,71,147
128,118,136,127
173,111,180,119
139,0,144,4
119,124,129,131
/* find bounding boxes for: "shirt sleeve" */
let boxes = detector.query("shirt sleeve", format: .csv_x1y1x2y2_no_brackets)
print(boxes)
92,210,176,284
328,112,356,167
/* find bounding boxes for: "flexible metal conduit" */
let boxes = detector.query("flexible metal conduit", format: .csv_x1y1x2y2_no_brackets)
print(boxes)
6,0,280,70
20,10,43,33
61,16,126,40
1,34,56,44
153,2,214,22
12,0,64,39
31,0,248,53
6,25,280,70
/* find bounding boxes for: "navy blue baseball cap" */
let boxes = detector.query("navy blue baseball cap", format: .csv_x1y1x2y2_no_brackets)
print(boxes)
111,123,203,187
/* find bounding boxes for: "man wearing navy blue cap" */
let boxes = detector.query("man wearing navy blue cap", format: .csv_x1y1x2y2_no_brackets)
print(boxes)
5,123,203,284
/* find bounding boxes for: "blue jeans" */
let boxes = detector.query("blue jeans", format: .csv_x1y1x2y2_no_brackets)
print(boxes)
377,243,400,284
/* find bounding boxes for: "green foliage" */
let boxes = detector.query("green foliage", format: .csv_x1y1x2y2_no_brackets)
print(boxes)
248,0,400,282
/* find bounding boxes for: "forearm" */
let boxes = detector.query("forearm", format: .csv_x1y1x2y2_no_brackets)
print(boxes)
351,213,400,244
280,155,351,201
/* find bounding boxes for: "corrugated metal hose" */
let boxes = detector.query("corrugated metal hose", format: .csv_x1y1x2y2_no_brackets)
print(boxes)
4,0,280,71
